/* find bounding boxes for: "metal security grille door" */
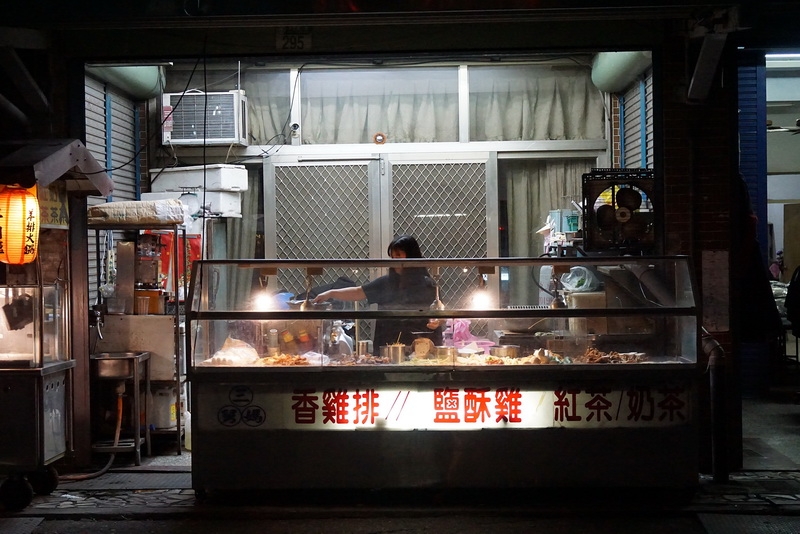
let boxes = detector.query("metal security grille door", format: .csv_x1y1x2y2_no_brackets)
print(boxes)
270,161,374,294
264,154,493,338
390,160,491,309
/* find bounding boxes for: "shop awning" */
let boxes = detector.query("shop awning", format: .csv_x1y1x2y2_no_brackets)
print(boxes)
0,139,114,196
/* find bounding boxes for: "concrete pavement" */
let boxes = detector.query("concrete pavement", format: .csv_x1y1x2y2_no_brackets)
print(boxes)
0,468,799,533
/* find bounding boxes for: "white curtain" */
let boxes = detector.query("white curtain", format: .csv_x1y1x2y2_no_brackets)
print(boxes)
243,64,605,145
299,68,459,144
243,70,292,146
504,158,595,304
226,168,262,305
470,65,605,141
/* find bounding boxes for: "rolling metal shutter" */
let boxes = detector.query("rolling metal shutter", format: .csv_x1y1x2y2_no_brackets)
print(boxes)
738,61,769,261
622,68,654,169
84,75,139,304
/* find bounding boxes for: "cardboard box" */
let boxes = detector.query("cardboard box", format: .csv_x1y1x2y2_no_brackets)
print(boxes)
149,164,248,192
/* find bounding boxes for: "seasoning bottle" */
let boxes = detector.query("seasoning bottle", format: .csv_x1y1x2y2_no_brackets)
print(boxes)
280,329,298,354
297,328,312,353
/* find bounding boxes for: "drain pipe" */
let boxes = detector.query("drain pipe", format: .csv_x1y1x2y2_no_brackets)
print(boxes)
60,384,124,482
703,327,728,483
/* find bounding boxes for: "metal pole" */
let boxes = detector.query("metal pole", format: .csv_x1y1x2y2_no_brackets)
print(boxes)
703,328,728,483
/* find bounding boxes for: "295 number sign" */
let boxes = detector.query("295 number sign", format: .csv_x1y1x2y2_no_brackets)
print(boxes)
278,27,312,52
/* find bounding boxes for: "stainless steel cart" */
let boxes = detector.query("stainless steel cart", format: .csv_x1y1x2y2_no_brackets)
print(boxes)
0,362,73,511
90,351,151,465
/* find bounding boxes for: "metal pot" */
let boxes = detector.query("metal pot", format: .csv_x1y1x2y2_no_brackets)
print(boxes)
382,344,406,364
490,345,520,358
434,346,457,358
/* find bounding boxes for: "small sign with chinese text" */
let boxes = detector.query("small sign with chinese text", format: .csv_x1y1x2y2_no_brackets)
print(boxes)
39,182,69,229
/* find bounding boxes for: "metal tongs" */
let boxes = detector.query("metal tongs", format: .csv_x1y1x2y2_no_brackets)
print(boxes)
300,274,313,311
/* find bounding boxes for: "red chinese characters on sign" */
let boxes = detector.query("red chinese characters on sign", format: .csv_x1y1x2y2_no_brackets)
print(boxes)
433,387,460,423
627,388,656,422
294,388,379,426
291,389,320,424
353,389,380,425
322,389,350,424
463,387,491,423
435,387,524,424
585,389,614,422
657,387,687,422
286,385,688,428
554,386,688,424
495,388,523,423
554,389,583,422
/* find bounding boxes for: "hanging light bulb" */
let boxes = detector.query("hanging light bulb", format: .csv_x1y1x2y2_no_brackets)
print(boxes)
252,272,275,311
470,268,495,310
0,185,40,265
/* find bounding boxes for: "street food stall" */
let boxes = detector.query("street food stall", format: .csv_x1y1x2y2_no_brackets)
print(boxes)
187,256,700,495
0,139,114,510
0,281,71,510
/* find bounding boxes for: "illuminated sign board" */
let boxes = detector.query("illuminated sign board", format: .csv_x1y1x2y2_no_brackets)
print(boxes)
199,384,690,431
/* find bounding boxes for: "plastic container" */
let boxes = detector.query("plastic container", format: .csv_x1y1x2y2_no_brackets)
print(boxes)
454,339,495,353
267,328,279,356
153,387,177,429
106,297,125,315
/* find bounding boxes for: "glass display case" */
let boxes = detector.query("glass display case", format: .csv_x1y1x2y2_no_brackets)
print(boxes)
187,256,701,495
0,284,68,368
0,281,72,510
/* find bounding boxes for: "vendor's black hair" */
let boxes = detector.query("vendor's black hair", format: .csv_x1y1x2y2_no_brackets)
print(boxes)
387,234,424,258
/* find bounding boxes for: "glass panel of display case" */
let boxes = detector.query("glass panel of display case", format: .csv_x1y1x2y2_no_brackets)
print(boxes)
189,258,695,313
188,257,697,368
0,284,68,368
42,284,68,364
0,286,40,367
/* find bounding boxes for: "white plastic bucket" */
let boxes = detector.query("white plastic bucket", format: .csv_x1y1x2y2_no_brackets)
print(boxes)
153,387,177,429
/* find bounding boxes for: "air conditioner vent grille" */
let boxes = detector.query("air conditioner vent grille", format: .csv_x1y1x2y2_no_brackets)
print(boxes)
162,90,248,146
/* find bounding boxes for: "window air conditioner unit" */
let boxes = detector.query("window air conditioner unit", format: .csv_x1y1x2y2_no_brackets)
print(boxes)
162,90,249,146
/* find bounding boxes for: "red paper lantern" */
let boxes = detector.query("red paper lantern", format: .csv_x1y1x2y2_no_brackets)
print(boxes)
0,185,40,265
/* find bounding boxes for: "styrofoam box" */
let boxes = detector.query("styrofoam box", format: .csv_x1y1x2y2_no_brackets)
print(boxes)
141,191,242,218
149,164,248,192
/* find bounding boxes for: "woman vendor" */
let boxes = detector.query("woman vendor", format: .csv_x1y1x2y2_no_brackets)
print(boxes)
312,234,443,353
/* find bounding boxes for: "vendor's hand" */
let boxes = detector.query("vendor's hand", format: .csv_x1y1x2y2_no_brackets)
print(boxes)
312,292,328,304
427,319,441,330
